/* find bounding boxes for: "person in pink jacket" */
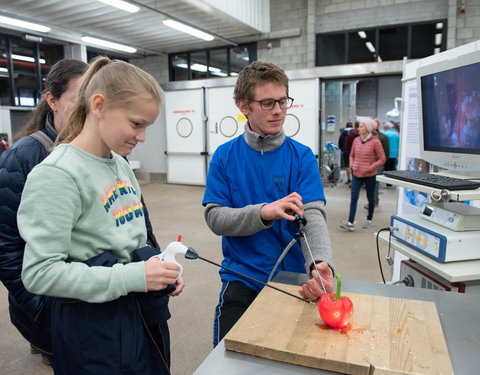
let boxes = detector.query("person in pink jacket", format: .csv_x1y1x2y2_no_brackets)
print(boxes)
340,118,386,231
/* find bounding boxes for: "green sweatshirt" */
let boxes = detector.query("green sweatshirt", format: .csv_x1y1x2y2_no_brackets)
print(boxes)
18,144,148,303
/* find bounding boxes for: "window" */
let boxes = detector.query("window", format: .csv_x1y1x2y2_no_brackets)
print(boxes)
190,50,208,80
348,30,376,64
411,23,444,58
378,26,408,61
0,34,63,107
168,43,256,81
210,48,228,77
317,34,345,66
231,46,251,76
316,20,446,66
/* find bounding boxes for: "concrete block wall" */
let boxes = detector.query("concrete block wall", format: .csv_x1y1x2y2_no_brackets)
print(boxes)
315,0,448,33
452,0,480,47
130,55,169,84
257,0,309,70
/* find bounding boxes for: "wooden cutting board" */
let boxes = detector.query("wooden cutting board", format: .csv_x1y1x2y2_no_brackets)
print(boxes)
225,282,453,375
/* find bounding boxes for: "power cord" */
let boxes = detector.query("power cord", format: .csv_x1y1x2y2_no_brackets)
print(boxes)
376,226,394,284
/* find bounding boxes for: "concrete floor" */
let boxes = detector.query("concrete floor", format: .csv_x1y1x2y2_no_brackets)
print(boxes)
0,174,398,374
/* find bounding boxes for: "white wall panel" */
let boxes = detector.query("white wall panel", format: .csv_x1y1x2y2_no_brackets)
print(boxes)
206,86,244,155
164,89,206,184
287,79,319,155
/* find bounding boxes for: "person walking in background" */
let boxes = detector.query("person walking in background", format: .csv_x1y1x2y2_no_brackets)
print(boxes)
17,57,183,374
338,122,353,184
0,59,88,365
366,118,389,209
341,118,386,231
203,61,335,347
344,121,360,161
383,121,400,172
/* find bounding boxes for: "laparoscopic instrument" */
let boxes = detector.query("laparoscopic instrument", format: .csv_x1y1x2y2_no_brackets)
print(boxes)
154,215,326,305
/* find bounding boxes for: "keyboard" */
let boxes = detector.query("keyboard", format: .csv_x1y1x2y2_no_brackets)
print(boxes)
381,170,480,190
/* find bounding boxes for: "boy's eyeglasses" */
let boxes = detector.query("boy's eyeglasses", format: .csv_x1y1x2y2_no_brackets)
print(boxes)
252,97,294,110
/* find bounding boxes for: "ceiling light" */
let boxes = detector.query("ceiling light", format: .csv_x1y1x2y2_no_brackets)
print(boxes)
358,31,367,39
3,53,46,64
0,67,8,72
365,41,376,53
175,63,225,75
210,71,228,77
12,54,46,64
163,19,214,41
97,0,139,13
0,15,51,33
81,36,137,53
190,63,208,72
436,22,444,30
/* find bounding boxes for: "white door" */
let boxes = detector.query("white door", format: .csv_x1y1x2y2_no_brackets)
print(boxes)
164,89,206,185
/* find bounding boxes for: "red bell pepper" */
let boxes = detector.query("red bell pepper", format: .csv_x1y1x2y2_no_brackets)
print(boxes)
318,274,353,329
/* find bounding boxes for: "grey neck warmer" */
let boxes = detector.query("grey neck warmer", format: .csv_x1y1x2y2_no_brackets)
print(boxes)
243,122,285,154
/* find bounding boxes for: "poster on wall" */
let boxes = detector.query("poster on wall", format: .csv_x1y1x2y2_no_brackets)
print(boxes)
327,115,335,132
398,79,432,216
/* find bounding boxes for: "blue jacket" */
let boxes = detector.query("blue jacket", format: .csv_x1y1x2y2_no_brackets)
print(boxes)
51,248,173,374
0,119,56,353
0,116,161,355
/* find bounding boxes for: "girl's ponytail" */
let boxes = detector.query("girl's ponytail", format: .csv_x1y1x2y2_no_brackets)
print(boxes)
57,56,112,144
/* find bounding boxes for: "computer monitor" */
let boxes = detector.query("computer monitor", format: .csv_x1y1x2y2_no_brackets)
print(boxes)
417,49,480,177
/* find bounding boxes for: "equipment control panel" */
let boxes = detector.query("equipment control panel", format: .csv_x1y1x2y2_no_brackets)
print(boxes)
390,214,480,262
419,202,480,231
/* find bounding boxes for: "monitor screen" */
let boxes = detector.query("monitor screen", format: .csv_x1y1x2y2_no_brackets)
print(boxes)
417,49,480,174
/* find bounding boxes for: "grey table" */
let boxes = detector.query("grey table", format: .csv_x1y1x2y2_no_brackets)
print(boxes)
194,271,480,374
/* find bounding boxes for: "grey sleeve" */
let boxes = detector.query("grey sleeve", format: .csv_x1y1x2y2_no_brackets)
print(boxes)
204,203,273,236
300,200,336,276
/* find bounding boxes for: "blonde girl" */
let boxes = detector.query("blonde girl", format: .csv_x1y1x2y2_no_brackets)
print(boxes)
18,56,183,374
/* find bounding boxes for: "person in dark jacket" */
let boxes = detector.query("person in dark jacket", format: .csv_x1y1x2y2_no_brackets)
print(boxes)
344,121,360,156
0,59,88,364
338,122,353,184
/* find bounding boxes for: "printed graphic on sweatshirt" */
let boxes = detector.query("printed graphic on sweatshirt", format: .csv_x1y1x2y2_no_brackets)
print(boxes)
100,179,144,227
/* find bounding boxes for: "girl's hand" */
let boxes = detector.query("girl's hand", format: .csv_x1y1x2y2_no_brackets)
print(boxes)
144,257,180,291
170,275,185,296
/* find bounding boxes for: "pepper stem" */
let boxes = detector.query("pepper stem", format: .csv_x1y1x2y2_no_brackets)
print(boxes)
333,273,342,300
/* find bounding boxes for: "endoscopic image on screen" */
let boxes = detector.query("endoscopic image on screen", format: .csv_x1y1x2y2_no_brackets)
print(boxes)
422,62,480,152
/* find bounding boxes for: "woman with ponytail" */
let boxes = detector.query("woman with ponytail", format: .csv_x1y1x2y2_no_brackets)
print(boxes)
0,59,87,364
17,56,183,374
